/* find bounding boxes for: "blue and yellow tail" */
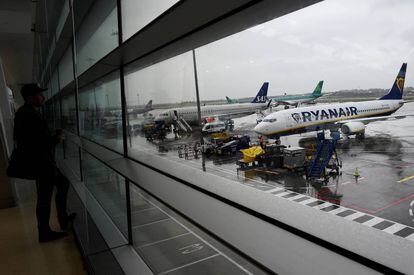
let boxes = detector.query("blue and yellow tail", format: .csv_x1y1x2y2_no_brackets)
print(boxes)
380,63,407,100
251,82,269,103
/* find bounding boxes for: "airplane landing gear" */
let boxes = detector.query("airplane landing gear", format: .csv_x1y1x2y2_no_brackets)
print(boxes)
356,131,365,139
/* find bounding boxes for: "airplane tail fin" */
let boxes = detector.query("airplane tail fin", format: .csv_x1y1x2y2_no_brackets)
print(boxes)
379,63,407,100
251,82,269,103
312,81,324,96
226,96,233,104
145,100,153,109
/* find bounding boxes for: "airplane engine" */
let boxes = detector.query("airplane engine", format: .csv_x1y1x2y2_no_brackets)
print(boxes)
341,122,365,135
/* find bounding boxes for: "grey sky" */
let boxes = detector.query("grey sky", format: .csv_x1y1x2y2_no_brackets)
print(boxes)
125,0,414,105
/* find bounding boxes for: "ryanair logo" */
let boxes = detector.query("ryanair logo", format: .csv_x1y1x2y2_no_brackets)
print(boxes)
396,77,405,92
291,106,358,123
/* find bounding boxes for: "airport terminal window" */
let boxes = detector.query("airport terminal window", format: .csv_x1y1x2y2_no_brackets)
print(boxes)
82,151,128,238
62,93,77,133
120,0,179,41
124,51,197,163
74,0,118,75
53,98,62,129
64,140,81,180
51,69,60,96
43,100,55,130
59,45,74,88
79,71,123,153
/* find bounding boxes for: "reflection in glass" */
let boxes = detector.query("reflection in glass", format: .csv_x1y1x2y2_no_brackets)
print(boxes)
79,72,123,152
59,45,74,88
62,93,77,133
51,70,60,96
83,152,128,238
75,0,118,75
124,51,196,161
121,0,179,41
43,100,55,130
64,140,81,180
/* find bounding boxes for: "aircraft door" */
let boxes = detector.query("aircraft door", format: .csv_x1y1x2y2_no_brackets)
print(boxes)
173,110,178,120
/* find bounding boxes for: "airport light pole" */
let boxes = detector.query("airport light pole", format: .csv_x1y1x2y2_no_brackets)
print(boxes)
192,49,206,171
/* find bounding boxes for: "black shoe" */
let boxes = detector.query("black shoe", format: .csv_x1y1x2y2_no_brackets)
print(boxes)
60,212,76,231
39,230,68,243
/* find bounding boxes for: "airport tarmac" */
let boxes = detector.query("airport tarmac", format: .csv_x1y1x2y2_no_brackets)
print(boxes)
127,102,414,229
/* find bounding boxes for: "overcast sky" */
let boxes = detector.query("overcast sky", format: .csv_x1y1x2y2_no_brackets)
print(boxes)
125,0,414,105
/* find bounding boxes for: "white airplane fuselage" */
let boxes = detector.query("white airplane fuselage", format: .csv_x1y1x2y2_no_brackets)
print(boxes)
155,102,268,125
254,100,404,137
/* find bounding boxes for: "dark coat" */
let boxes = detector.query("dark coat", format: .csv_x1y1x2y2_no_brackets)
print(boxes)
13,103,58,172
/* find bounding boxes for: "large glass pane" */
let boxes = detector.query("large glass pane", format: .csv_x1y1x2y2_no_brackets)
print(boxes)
54,97,62,129
51,69,60,96
124,51,197,163
62,93,77,133
79,71,123,152
121,0,179,41
191,0,414,231
43,99,55,130
64,140,81,180
75,0,118,75
59,45,74,88
83,151,128,238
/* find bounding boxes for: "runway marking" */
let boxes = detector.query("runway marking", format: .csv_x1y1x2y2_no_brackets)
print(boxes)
264,187,284,193
363,217,384,227
383,223,407,234
341,181,351,185
346,193,414,214
397,175,414,183
328,207,349,215
342,212,364,221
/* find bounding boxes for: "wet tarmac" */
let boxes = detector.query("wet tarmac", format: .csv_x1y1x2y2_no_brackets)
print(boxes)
128,103,414,228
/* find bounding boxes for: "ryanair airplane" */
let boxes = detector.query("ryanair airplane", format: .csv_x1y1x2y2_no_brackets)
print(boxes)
155,82,269,125
254,63,411,138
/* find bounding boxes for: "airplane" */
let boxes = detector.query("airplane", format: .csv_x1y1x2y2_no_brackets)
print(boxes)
269,80,324,106
108,100,153,117
128,100,153,116
154,82,270,125
254,63,411,139
226,96,239,104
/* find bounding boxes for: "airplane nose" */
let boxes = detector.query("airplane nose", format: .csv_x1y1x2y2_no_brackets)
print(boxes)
254,123,267,135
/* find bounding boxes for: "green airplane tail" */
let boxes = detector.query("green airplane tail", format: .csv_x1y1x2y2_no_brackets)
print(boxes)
312,81,324,96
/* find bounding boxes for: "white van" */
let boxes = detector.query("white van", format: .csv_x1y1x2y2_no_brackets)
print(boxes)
202,121,226,134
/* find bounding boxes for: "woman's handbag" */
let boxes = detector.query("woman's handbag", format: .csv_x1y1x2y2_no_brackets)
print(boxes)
6,147,37,180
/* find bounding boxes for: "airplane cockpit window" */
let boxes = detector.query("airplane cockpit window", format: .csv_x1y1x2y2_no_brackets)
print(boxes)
263,118,277,122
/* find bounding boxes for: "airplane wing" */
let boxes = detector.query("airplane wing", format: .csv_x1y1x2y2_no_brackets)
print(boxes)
336,113,414,125
272,100,296,106
201,110,262,121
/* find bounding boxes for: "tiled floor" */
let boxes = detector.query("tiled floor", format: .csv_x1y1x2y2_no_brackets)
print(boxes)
0,180,86,275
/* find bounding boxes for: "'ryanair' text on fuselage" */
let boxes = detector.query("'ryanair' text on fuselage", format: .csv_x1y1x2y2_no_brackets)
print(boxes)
291,106,358,123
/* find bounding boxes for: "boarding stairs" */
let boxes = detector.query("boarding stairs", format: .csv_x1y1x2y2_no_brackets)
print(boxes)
174,116,192,132
307,133,338,179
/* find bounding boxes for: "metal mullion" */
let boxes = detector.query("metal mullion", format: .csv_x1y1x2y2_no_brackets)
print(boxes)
116,0,128,158
69,0,83,181
125,179,133,245
56,60,66,159
117,0,131,244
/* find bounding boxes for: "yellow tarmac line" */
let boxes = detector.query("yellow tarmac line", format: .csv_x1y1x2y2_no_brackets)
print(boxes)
397,175,414,183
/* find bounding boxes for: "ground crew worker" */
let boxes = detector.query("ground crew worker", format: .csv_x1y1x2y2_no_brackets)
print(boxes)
259,135,265,149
